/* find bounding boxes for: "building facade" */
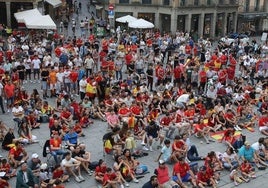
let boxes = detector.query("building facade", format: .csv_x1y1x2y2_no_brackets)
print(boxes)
103,0,239,38
237,0,268,35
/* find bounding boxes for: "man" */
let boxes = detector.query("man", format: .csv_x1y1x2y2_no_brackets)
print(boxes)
172,157,197,188
64,126,85,151
50,132,66,164
142,175,159,188
145,121,163,152
258,115,268,136
106,109,120,130
156,139,178,164
12,101,25,127
72,145,93,175
154,160,178,188
238,141,268,169
8,141,29,168
4,79,15,112
31,55,41,83
41,66,49,99
61,151,85,183
16,162,39,188
79,75,87,101
27,153,41,177
196,166,217,188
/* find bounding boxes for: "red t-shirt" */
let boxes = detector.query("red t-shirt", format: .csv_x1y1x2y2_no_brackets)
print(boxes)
259,116,268,127
69,71,78,82
103,172,117,186
173,162,190,177
160,116,172,126
174,66,182,79
199,70,207,83
197,171,210,183
4,84,15,98
9,147,23,158
50,138,62,148
60,111,71,119
156,166,170,184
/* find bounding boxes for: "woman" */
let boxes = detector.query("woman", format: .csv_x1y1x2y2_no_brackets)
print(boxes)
18,121,38,144
220,127,246,150
215,111,227,130
221,147,240,171
205,151,224,172
122,149,139,173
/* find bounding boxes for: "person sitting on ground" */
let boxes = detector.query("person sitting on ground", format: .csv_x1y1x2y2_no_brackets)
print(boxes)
16,162,39,188
0,158,16,179
27,153,41,177
196,165,217,188
95,159,107,184
171,135,187,161
229,169,249,186
0,121,8,141
220,127,246,150
103,167,125,188
0,177,11,188
172,157,197,188
60,107,73,125
154,159,178,188
181,133,204,161
142,175,159,188
64,126,85,151
73,121,85,137
18,121,38,144
39,163,57,188
12,101,25,127
8,141,29,168
26,110,41,129
239,159,257,179
106,109,120,130
194,118,215,144
71,145,93,176
156,139,178,164
238,141,268,169
52,164,69,183
258,115,268,136
221,146,240,171
1,128,22,151
61,151,85,183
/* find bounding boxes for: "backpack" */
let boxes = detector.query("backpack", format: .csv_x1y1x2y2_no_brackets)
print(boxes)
135,164,148,175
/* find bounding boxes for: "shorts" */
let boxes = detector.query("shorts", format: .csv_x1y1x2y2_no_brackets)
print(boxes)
42,81,49,90
259,126,268,132
33,69,40,74
172,173,191,182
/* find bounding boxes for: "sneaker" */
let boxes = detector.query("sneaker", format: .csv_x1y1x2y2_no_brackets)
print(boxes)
75,176,81,182
149,146,153,152
120,184,124,188
142,146,149,151
7,109,10,113
133,178,139,183
87,170,93,176
234,181,239,186
78,175,85,181
125,183,129,187
141,141,145,146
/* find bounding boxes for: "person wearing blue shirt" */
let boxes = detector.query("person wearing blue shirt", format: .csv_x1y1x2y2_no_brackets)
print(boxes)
238,141,268,168
64,127,85,151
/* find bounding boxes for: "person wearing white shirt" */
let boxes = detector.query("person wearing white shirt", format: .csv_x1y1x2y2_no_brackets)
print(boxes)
31,56,41,83
64,67,71,93
251,137,266,158
56,68,65,94
79,75,87,100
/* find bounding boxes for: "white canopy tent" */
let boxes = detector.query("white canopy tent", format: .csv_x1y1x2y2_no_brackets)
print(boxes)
116,15,137,23
25,15,57,30
14,9,56,30
14,8,41,23
45,0,62,8
128,18,154,29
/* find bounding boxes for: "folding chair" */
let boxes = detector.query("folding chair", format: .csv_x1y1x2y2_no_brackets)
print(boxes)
42,140,54,167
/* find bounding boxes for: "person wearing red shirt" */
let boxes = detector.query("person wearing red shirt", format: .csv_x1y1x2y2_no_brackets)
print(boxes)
8,141,28,168
102,167,124,188
199,68,207,91
101,39,108,53
4,80,15,111
156,64,165,86
172,157,196,188
196,166,217,188
69,67,78,95
95,159,107,184
60,107,73,124
259,116,268,135
99,50,107,62
50,132,66,164
125,52,133,72
155,160,177,187
172,135,187,159
218,68,227,84
227,66,235,82
173,64,182,87
224,109,237,128
160,113,175,139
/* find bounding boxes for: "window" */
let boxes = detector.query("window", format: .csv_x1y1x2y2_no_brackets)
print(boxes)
218,0,224,5
180,0,186,6
163,0,170,6
245,0,250,12
254,0,260,11
194,0,199,6
142,0,152,4
119,0,129,3
207,0,211,5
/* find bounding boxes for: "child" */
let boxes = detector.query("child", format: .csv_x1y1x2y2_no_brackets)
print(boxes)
0,158,16,179
239,160,256,179
230,169,249,186
52,164,70,183
73,121,85,137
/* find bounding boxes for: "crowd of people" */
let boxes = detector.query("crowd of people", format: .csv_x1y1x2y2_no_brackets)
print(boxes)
1,7,268,188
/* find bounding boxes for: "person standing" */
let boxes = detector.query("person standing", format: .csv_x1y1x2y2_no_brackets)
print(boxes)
4,79,15,113
79,75,87,101
0,80,5,113
31,55,41,83
41,66,49,99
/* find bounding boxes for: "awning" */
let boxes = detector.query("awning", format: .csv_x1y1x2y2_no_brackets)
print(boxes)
238,12,268,19
95,5,103,10
14,8,42,23
14,9,56,30
45,0,62,8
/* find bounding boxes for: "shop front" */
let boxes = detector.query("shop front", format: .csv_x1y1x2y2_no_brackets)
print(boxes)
177,15,186,32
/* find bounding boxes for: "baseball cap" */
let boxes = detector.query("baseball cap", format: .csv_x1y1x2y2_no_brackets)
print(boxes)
244,141,250,146
32,153,39,159
159,159,165,165
40,163,48,170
